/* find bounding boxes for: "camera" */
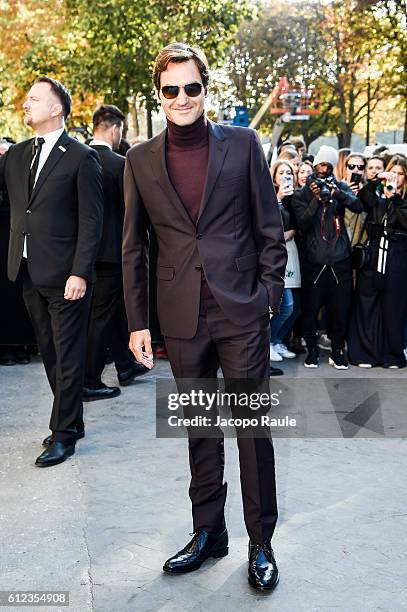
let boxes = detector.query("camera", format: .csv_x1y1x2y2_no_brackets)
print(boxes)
305,174,336,202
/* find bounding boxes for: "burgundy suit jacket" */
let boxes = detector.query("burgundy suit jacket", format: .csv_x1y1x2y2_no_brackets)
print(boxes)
123,120,287,339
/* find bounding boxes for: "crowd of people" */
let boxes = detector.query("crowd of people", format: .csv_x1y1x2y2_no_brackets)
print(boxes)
1,124,407,375
269,138,407,370
1,132,407,375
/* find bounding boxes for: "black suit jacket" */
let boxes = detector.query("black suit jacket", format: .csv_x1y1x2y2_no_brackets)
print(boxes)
123,120,287,339
0,132,103,287
89,144,125,263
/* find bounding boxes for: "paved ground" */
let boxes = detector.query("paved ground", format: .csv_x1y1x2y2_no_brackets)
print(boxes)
1,353,407,612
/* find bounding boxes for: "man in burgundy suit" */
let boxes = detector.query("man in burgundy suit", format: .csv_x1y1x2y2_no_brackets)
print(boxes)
122,43,287,590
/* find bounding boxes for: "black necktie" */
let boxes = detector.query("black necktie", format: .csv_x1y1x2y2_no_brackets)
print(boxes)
29,137,45,197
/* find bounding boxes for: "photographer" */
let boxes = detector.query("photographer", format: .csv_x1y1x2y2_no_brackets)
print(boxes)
348,156,407,368
292,146,362,369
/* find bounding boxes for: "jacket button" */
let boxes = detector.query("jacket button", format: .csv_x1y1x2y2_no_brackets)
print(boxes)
196,233,203,240
195,265,202,271
26,210,31,214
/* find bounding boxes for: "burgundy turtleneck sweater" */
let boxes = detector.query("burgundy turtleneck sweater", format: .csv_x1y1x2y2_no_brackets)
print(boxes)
166,113,209,224
166,113,212,297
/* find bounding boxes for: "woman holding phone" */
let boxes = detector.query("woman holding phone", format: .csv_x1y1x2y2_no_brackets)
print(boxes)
348,155,407,368
269,161,301,361
343,153,367,245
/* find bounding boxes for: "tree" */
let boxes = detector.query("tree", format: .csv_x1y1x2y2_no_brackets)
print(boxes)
0,0,251,138
215,1,344,143
216,0,404,147
361,0,407,140
61,0,252,135
316,0,398,147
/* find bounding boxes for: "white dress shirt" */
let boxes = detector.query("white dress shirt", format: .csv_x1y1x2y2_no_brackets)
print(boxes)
23,126,65,258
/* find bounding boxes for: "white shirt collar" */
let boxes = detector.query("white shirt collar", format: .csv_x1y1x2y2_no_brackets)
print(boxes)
35,126,65,146
89,139,112,150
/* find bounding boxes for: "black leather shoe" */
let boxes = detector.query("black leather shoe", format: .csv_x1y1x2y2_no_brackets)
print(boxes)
270,364,284,376
248,541,279,591
35,441,76,468
163,528,228,573
14,348,30,364
82,384,121,402
0,350,17,366
42,430,85,448
117,362,148,386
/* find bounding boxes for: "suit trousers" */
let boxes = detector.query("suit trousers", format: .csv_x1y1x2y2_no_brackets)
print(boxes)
21,262,91,442
85,262,132,387
164,295,278,544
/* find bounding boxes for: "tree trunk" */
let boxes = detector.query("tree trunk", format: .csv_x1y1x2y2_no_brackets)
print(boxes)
129,95,139,137
146,105,153,140
341,124,353,148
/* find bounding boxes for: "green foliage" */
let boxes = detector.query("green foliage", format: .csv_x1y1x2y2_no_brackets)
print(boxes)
218,0,405,146
61,0,251,112
0,0,251,137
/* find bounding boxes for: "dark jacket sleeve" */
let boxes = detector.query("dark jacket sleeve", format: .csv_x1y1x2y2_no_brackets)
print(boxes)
0,149,9,194
70,149,103,281
336,181,363,213
292,187,320,233
122,151,150,331
357,181,381,211
389,193,407,231
249,130,287,312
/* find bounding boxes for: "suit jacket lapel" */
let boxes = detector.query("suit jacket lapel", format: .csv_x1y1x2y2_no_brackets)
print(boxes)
149,130,194,227
29,132,71,205
22,139,35,204
197,121,228,223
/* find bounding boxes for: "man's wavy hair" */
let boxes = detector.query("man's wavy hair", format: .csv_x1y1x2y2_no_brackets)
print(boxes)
152,42,210,93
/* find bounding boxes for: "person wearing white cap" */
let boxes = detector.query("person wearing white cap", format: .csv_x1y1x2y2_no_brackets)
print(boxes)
292,145,363,369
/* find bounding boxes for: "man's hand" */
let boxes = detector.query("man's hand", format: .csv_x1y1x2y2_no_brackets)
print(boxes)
129,329,154,369
331,186,342,198
309,182,321,200
284,229,295,242
64,275,87,300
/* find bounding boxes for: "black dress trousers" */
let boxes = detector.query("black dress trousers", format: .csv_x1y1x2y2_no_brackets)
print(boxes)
85,262,132,387
164,295,278,545
21,263,92,441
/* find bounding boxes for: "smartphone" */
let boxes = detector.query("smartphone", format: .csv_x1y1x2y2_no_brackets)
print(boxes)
350,172,362,185
282,175,294,192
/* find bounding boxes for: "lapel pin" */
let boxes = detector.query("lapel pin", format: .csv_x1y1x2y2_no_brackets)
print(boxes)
59,145,66,152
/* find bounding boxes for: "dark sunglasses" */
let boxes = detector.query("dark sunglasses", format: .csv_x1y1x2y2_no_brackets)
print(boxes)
347,163,365,171
161,82,203,100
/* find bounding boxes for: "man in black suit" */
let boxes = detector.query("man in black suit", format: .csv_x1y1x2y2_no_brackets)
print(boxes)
0,77,103,467
83,105,147,401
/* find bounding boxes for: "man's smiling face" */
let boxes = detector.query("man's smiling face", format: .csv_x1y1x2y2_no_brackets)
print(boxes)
157,59,205,126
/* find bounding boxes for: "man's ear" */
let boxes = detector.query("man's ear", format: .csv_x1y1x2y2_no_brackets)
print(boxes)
50,103,63,118
155,88,161,105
